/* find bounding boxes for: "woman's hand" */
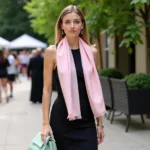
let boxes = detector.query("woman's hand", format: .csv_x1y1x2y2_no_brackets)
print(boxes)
97,126,105,144
41,124,54,144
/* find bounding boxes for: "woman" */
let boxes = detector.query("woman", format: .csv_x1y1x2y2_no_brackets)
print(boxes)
0,50,9,102
27,49,44,103
41,5,106,150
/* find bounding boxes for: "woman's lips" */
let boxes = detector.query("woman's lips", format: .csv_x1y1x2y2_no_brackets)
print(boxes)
69,30,76,33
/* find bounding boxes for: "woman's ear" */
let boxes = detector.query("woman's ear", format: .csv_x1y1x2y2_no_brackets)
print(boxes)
81,22,84,29
61,24,64,30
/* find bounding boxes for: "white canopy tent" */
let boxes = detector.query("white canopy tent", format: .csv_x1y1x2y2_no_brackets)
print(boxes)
8,34,47,49
0,37,10,49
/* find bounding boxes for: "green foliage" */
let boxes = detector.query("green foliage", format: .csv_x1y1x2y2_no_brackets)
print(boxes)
24,0,75,43
0,0,45,41
124,73,150,88
24,0,150,47
131,0,150,6
120,24,144,48
99,68,124,79
84,0,150,49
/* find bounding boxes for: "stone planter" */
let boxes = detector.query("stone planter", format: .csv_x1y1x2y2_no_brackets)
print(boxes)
128,88,150,116
146,114,150,118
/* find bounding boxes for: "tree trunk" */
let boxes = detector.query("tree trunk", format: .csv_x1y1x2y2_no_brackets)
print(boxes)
139,4,150,73
144,4,150,73
96,32,104,70
145,26,150,73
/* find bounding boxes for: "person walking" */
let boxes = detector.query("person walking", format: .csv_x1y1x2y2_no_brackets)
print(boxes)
41,5,106,150
19,50,30,76
0,50,9,102
6,50,16,98
12,51,21,83
27,49,44,103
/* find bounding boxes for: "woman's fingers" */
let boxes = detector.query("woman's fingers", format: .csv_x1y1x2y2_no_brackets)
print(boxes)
49,129,54,139
41,127,54,144
98,133,102,144
100,133,104,143
41,133,47,144
97,127,104,144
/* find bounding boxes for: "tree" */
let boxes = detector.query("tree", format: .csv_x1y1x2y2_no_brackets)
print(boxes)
0,0,45,41
24,0,150,71
131,0,150,73
24,0,72,44
82,0,150,71
24,0,105,68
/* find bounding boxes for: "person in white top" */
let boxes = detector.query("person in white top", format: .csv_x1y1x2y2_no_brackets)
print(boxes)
19,50,30,76
6,50,16,98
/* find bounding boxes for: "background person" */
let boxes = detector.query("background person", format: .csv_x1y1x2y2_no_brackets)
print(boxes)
19,50,30,76
0,50,9,102
30,49,37,58
27,49,44,103
6,50,16,98
12,51,21,83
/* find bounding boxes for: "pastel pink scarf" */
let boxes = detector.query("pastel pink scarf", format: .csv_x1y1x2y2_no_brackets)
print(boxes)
57,37,106,121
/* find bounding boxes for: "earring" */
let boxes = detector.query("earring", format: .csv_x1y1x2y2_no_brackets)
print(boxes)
61,29,64,35
80,29,84,34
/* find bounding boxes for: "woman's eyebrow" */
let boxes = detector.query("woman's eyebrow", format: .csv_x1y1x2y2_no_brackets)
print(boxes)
74,19,80,21
64,18,81,21
64,19,70,21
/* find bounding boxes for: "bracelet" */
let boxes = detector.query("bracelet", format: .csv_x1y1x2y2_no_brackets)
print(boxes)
97,123,104,128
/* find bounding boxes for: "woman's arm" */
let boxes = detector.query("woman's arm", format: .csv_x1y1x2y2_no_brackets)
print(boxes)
42,46,56,126
41,46,56,143
91,46,99,69
92,46,104,144
91,46,104,124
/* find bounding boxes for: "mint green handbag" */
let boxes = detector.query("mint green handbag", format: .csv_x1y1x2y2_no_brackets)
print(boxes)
29,132,57,150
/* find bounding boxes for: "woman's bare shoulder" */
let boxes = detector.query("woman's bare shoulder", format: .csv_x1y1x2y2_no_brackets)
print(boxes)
45,45,56,60
45,45,56,54
90,46,98,57
91,46,98,54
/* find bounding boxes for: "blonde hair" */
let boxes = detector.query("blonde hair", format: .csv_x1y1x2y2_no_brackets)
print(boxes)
31,49,37,56
36,47,42,54
55,5,90,45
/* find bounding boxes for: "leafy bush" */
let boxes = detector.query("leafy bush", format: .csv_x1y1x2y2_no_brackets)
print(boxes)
99,68,124,79
124,73,150,89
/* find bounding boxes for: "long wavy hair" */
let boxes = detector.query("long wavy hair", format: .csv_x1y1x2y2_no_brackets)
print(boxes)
55,5,90,45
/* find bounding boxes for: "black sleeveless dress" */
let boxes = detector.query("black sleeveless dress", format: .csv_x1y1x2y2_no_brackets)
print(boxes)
50,49,98,150
0,59,9,78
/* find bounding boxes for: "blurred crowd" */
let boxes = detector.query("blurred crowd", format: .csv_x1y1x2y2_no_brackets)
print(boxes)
0,48,44,103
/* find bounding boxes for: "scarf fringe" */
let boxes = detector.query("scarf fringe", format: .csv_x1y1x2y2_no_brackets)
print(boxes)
67,115,82,121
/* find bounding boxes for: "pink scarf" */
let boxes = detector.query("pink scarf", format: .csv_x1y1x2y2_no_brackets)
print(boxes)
57,37,106,121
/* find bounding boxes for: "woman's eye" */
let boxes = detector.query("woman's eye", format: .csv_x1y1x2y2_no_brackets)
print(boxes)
75,21,80,24
65,21,70,24
64,20,80,24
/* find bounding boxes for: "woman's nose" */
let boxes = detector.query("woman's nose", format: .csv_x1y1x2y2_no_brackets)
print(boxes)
71,22,74,29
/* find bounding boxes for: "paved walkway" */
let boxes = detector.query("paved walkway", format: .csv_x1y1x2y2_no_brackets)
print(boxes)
0,76,150,150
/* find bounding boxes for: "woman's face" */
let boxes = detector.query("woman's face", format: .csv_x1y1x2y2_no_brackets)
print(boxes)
61,12,83,38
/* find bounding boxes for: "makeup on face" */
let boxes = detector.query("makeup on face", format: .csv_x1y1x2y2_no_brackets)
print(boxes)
62,12,83,36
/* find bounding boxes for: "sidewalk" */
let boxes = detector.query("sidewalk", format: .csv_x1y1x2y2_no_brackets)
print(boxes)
0,76,150,150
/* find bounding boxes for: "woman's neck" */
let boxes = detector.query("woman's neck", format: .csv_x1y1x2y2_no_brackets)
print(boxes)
66,36,79,49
